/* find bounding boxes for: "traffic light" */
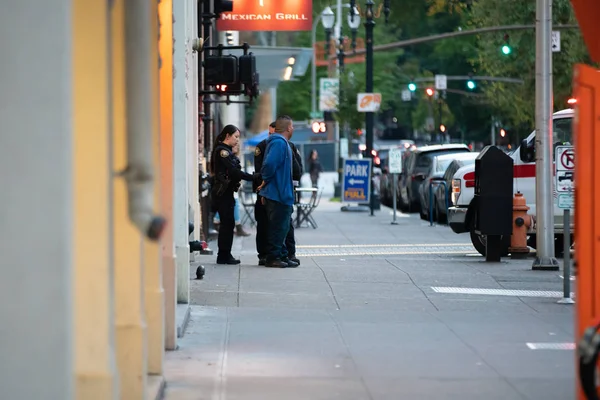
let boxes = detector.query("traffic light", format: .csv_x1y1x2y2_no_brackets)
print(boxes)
567,97,577,106
501,34,511,55
466,80,476,90
408,82,417,92
500,128,506,138
213,0,233,16
311,121,326,133
425,88,434,97
203,55,238,86
440,124,446,133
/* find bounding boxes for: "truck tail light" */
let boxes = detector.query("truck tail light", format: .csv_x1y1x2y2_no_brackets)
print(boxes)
451,178,461,205
463,171,475,188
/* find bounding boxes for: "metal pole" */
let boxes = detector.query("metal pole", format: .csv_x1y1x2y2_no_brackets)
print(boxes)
311,13,323,117
391,174,398,225
342,24,579,57
532,0,558,270
365,0,375,216
558,209,574,303
490,116,496,146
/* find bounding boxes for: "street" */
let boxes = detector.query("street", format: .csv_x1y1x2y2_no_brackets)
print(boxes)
163,201,575,400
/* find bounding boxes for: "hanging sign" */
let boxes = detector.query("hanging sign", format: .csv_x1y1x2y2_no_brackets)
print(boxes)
216,0,313,32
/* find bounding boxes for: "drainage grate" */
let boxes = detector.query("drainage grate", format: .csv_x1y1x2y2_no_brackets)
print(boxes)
431,287,573,298
526,342,575,350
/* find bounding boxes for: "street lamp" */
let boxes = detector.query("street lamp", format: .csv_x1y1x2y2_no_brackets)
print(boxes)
321,7,335,61
347,7,361,52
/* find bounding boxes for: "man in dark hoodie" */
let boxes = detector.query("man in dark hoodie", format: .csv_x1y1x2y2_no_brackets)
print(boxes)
254,121,303,266
258,115,297,268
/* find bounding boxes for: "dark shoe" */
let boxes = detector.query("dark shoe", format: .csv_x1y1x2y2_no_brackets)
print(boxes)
265,259,289,268
289,255,300,265
217,257,241,265
258,258,266,266
281,258,299,268
235,224,251,237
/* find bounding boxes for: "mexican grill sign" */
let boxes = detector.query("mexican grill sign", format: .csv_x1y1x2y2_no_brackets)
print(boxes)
216,0,313,32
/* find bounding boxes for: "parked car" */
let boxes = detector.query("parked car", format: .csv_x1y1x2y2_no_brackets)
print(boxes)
447,108,574,256
398,144,471,212
433,153,480,223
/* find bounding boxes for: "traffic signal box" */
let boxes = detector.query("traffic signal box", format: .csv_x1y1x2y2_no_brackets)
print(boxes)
201,44,260,101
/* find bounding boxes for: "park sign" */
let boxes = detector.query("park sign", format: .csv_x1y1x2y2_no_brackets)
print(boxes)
342,159,372,204
216,0,313,32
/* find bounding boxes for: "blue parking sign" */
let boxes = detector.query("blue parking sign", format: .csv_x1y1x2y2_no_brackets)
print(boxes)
342,158,372,203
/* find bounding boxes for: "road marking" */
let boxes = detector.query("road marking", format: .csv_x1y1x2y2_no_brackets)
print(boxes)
526,342,575,350
297,243,472,249
431,287,574,298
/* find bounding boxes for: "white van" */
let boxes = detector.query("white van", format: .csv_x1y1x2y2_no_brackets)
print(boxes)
447,109,574,256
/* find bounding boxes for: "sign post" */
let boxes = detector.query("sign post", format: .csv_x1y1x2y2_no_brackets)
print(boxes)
341,158,372,212
555,145,574,304
388,148,403,225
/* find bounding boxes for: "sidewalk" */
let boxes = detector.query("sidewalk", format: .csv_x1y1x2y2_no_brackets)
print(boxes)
164,201,575,400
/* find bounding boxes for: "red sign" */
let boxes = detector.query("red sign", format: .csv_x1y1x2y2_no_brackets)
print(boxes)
216,0,313,32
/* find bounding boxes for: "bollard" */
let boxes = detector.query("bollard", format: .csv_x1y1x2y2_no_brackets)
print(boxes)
558,209,574,304
509,192,532,259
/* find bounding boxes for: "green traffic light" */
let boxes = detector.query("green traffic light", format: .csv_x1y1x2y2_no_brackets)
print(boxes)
408,83,416,92
502,45,511,55
467,80,476,90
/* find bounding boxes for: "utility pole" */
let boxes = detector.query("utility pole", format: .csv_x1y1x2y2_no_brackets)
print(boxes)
532,0,558,270
364,0,375,216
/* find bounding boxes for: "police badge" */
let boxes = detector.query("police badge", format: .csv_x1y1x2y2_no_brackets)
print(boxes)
220,149,229,158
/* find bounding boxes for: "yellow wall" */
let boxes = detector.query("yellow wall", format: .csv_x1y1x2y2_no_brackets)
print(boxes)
111,0,149,398
72,0,118,398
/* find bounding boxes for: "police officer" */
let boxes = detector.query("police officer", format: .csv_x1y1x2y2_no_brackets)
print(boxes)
254,122,302,266
211,124,257,265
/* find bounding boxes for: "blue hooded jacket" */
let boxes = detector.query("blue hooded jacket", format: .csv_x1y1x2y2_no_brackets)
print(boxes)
260,134,294,206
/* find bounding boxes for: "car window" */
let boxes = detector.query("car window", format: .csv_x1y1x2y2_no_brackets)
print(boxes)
553,118,572,145
436,159,454,173
414,155,432,174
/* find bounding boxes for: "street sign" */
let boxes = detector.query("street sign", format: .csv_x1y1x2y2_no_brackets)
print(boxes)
557,193,574,209
340,137,349,159
401,90,412,102
552,31,561,52
555,145,574,193
435,74,447,90
342,158,372,203
310,111,324,119
357,93,382,112
319,78,339,112
388,148,403,173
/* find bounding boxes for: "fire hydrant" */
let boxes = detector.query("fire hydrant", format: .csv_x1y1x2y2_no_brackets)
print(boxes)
509,192,532,259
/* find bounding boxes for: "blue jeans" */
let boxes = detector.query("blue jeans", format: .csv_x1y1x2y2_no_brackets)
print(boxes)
264,198,293,262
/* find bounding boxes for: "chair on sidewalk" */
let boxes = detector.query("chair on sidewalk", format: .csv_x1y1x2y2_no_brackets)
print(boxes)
295,188,322,229
239,183,257,227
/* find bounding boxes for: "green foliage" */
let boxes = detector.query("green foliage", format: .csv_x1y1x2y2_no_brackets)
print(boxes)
468,0,590,127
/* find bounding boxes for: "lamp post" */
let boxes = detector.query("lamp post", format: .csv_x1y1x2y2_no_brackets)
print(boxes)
321,7,335,76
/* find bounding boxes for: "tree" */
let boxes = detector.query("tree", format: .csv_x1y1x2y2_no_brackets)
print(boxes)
468,0,591,127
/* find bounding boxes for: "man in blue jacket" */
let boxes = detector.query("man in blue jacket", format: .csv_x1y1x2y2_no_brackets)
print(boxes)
258,115,297,268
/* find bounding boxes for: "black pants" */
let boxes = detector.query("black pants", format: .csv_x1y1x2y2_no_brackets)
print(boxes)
285,215,296,256
255,196,268,260
264,198,293,262
213,193,235,261
256,196,296,260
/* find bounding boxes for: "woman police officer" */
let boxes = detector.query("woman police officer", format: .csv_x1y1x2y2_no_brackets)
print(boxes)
211,124,258,264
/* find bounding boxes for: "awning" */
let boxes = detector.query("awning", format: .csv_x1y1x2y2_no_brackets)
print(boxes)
220,46,313,88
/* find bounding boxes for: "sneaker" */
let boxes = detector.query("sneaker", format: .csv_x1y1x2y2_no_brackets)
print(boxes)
289,255,300,265
282,258,299,268
258,258,266,266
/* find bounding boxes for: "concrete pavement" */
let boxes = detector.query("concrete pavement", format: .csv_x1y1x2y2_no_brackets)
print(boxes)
163,200,576,400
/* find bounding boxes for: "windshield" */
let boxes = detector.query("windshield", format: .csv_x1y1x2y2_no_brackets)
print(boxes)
553,117,572,145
